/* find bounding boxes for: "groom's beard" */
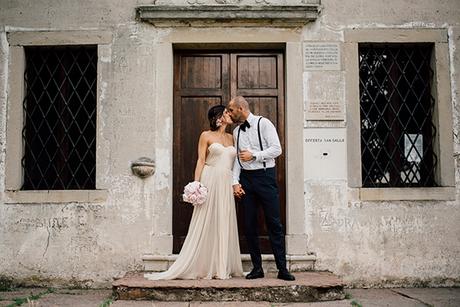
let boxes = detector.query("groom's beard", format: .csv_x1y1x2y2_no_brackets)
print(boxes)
230,116,241,124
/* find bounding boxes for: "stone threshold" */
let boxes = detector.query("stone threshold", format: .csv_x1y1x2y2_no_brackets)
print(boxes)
142,254,316,272
113,271,345,302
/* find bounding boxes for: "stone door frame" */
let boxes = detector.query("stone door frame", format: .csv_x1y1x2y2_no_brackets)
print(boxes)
147,28,307,260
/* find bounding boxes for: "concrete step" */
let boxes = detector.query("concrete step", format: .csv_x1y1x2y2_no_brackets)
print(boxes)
142,254,316,273
112,271,345,303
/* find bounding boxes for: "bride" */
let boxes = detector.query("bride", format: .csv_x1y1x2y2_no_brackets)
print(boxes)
144,105,244,280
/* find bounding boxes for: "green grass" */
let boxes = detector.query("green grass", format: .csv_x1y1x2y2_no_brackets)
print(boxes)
99,298,113,307
351,300,363,307
6,288,54,307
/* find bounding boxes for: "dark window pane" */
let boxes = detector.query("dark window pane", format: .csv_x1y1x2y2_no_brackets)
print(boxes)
359,43,437,187
22,45,97,190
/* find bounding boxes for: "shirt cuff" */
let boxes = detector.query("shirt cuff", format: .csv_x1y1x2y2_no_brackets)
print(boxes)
252,151,262,162
232,179,240,185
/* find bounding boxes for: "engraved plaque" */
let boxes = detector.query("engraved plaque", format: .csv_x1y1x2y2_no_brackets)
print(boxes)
306,100,344,121
304,42,341,71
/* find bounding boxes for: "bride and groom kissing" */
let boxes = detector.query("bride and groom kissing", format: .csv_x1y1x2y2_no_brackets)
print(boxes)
144,96,295,282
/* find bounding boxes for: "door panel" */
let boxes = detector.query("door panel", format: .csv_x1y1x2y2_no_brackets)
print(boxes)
231,53,286,254
237,55,278,89
173,50,285,254
181,55,222,89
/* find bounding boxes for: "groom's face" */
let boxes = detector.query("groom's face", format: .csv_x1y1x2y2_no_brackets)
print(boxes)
227,102,244,123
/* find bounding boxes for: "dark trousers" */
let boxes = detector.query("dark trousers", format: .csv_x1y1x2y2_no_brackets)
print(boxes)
239,167,287,271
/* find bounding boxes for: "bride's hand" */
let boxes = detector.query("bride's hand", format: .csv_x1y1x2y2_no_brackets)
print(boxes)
233,184,245,199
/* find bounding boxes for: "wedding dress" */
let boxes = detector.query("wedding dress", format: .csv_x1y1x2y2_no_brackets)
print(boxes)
144,142,243,280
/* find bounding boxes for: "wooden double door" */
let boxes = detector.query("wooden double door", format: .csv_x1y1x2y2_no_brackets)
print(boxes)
173,49,285,254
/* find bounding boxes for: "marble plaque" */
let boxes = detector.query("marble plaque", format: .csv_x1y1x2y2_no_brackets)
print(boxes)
304,128,347,180
306,100,344,121
303,42,341,71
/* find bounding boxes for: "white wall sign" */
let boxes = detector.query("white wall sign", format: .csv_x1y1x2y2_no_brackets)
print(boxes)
303,42,341,71
306,100,345,121
304,128,347,180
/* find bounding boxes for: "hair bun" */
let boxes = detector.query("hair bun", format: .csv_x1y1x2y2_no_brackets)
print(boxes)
207,105,226,131
208,105,225,120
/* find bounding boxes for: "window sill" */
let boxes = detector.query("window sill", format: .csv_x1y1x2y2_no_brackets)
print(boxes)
358,187,456,201
4,189,108,204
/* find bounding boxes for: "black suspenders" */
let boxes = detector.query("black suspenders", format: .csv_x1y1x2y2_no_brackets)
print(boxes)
237,117,266,170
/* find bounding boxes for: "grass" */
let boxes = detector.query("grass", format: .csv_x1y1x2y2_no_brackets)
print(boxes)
350,300,363,307
99,298,113,307
5,288,54,307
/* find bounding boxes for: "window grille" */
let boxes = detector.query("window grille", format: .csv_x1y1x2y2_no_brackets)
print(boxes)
359,43,437,187
22,45,97,190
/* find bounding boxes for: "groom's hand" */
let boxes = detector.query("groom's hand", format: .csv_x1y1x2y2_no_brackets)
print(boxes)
233,184,245,199
239,149,254,162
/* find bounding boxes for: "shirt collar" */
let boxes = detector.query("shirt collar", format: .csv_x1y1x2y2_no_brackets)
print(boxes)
246,113,256,125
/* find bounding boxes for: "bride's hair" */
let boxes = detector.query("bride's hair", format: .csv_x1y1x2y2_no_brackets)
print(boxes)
208,105,226,131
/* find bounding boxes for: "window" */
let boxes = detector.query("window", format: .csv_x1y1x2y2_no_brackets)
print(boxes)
359,43,436,187
22,45,97,190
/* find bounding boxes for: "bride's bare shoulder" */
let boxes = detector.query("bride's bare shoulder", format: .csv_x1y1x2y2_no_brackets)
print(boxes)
199,130,212,140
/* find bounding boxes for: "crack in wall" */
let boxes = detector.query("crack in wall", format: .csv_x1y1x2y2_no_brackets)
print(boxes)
391,289,433,307
43,227,51,258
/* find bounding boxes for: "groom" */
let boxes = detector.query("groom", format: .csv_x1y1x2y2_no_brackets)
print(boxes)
227,96,295,281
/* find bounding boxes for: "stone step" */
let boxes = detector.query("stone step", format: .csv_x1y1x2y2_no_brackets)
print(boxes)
142,254,316,273
112,271,345,303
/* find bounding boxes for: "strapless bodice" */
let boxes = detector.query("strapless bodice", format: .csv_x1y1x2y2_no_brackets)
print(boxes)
205,143,236,171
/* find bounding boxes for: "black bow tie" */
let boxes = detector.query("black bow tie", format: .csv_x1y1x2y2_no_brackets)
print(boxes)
240,120,251,132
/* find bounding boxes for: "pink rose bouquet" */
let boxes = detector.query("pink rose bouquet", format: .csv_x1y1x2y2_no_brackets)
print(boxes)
182,181,208,206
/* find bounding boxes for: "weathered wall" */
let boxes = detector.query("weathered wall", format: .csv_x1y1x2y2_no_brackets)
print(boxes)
303,0,460,286
0,0,459,288
0,0,162,288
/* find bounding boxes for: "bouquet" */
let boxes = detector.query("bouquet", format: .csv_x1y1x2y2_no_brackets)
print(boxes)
182,181,208,206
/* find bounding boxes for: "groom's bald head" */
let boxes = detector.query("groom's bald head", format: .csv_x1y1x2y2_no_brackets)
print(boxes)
229,96,250,111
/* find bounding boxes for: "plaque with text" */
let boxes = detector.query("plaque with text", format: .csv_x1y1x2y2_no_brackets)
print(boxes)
304,128,347,180
304,42,341,71
306,100,345,121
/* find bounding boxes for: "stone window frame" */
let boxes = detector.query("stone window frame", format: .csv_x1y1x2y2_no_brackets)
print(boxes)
4,31,111,203
344,29,455,201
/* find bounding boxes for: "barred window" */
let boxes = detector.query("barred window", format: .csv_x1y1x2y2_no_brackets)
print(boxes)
359,43,437,187
22,45,97,190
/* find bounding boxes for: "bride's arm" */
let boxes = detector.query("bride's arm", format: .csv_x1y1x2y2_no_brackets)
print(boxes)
194,132,208,181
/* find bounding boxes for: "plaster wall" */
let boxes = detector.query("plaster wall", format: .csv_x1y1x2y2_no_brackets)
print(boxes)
0,0,459,287
302,0,460,286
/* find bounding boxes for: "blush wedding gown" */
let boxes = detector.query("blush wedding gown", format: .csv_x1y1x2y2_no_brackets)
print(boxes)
144,142,243,280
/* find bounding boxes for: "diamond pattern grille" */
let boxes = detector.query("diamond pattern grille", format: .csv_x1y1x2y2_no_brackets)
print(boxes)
22,45,97,190
359,43,437,187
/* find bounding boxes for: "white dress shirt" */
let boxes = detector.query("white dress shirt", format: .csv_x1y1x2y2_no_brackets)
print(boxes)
232,113,282,185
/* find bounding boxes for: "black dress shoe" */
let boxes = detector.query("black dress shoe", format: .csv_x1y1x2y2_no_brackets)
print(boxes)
245,268,264,279
277,270,295,281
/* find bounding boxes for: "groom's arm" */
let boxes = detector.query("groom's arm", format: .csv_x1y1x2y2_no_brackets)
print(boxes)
252,118,282,162
232,128,241,185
